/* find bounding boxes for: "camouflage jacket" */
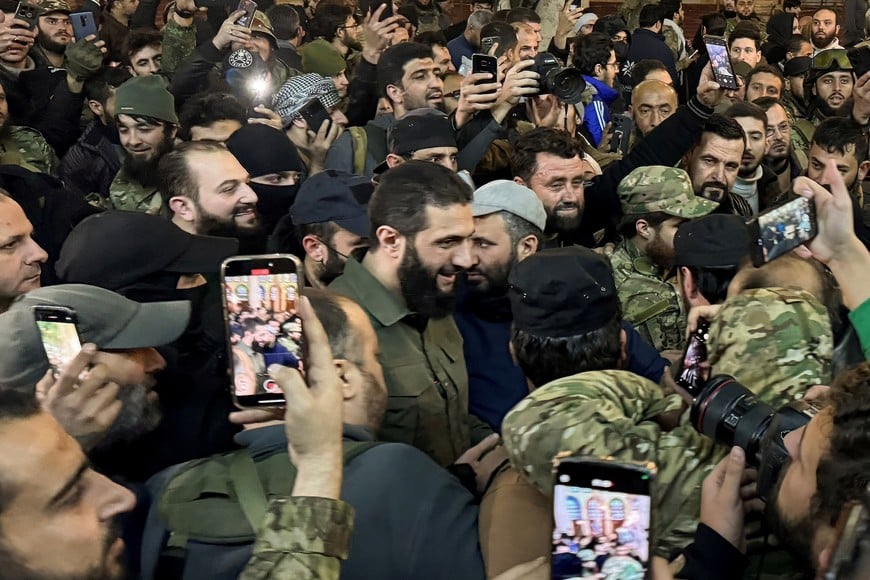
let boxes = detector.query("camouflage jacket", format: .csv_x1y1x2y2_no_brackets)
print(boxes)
610,239,686,351
724,16,768,43
240,496,354,580
161,18,198,78
108,167,164,215
0,126,58,175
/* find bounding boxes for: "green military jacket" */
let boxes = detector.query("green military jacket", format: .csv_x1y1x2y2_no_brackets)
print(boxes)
724,16,768,43
610,239,685,351
240,496,353,580
0,126,58,175
109,167,164,214
330,258,491,467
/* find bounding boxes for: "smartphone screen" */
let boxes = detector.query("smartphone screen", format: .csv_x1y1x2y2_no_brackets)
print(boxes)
236,0,257,28
704,36,738,90
222,255,305,407
34,306,82,376
676,318,710,396
750,196,817,266
552,458,653,579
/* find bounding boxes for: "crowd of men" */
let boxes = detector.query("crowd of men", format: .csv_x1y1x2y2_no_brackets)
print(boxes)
0,0,869,577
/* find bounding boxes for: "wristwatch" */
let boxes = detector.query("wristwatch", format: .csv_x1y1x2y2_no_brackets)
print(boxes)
173,2,195,18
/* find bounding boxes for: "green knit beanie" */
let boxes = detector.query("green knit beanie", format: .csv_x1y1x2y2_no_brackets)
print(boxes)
301,39,346,77
114,75,179,125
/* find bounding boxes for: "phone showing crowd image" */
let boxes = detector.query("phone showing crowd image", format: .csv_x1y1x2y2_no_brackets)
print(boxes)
70,11,98,41
34,306,82,377
704,36,739,90
221,254,305,408
748,196,818,267
472,53,498,94
235,0,257,29
552,456,654,579
676,318,710,397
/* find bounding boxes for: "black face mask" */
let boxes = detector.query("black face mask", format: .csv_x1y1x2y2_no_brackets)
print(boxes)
249,181,300,235
613,40,629,62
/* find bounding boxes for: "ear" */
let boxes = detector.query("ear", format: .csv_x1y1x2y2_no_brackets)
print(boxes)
635,218,652,240
375,225,404,260
168,125,179,141
126,65,135,76
386,153,404,169
516,233,538,261
618,328,628,368
594,63,604,78
302,234,326,262
513,176,527,187
858,160,870,182
385,83,403,106
169,196,196,222
679,266,698,299
333,359,358,401
87,99,104,119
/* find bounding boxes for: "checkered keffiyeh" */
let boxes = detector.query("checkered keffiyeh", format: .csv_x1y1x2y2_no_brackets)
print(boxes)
272,73,342,126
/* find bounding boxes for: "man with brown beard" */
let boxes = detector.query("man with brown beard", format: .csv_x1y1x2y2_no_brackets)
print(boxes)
31,0,73,69
805,49,855,127
110,75,178,214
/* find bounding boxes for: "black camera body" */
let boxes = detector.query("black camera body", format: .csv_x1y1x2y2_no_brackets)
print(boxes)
691,375,818,502
532,52,586,105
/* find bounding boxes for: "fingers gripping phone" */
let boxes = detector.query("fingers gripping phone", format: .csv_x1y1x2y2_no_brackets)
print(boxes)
676,318,711,396
222,254,305,408
609,113,633,155
70,11,98,41
704,36,739,91
235,0,257,29
748,196,818,267
472,53,498,94
34,306,83,377
552,455,654,579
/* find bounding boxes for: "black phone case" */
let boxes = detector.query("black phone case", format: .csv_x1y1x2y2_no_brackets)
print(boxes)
704,37,739,90
609,114,633,154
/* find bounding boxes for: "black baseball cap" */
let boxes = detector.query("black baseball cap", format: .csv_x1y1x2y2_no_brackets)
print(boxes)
56,211,239,291
289,169,371,237
388,109,457,156
673,214,750,268
508,247,619,338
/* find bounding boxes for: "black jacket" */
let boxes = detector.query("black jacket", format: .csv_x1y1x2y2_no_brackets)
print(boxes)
622,28,679,89
57,120,121,204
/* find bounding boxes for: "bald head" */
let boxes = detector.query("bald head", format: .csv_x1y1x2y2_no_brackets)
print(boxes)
631,80,678,136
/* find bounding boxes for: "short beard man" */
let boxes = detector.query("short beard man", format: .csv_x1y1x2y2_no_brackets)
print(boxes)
645,230,676,270
466,247,515,301
38,30,68,55
192,198,265,253
815,96,854,119
398,238,461,318
545,201,582,238
91,384,162,452
121,128,174,189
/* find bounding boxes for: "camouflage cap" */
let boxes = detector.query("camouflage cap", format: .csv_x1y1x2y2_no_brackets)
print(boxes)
617,166,719,218
707,287,833,408
38,0,71,15
250,10,277,44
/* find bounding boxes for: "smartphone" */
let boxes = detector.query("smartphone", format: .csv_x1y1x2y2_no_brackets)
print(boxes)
676,318,710,396
552,456,654,580
358,0,392,20
13,1,38,27
34,306,83,377
472,53,498,94
480,35,499,56
235,0,257,28
609,113,633,155
70,11,97,41
221,254,305,408
848,46,870,79
688,48,699,59
298,97,332,134
748,196,818,267
704,36,739,90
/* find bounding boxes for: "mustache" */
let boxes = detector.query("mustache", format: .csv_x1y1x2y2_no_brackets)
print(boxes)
553,201,579,211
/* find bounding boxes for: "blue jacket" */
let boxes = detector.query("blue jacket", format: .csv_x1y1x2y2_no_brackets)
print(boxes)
447,34,474,71
582,75,620,147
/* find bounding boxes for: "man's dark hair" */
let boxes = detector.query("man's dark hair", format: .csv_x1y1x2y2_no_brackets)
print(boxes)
630,59,669,88
701,12,727,36
311,3,354,42
84,66,132,105
480,21,517,53
501,211,543,247
783,0,801,9
511,310,623,387
746,64,785,95
697,113,747,147
505,7,540,24
158,140,228,204
572,32,613,76
681,265,739,305
123,30,161,65
415,30,447,47
812,117,869,165
302,287,357,363
368,161,472,247
378,42,433,100
510,128,585,184
267,4,301,41
177,92,246,142
753,95,783,112
616,211,674,240
786,34,810,56
659,0,682,21
728,21,762,50
0,391,41,511
813,7,839,26
725,100,768,129
639,4,664,28
493,8,510,20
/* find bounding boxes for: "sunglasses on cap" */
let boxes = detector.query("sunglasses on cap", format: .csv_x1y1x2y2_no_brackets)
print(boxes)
811,49,853,72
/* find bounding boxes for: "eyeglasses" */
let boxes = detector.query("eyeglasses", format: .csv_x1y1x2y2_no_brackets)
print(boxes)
812,49,853,72
339,21,360,30
765,122,791,138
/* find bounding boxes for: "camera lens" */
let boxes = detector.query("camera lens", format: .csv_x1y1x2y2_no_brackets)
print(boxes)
533,52,586,105
690,376,775,465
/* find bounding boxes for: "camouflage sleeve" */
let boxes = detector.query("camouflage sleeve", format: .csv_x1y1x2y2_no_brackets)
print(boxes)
239,496,355,580
662,26,680,61
161,18,197,78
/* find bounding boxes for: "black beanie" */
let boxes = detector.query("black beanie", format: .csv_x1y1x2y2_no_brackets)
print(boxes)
226,123,305,178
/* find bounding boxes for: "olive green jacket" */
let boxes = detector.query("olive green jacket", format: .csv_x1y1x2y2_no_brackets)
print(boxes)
330,258,492,467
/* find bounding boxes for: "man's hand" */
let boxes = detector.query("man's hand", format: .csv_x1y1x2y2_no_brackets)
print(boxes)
308,119,344,174
852,71,870,126
213,10,251,51
248,106,284,131
696,63,724,109
490,58,539,123
700,446,748,551
65,36,106,83
455,433,509,494
171,0,204,25
0,12,36,52
527,94,567,130
36,345,122,451
554,2,583,50
685,304,722,338
793,162,859,266
454,71,500,128
361,4,401,64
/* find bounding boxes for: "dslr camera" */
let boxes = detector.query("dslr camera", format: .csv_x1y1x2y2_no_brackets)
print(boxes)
690,376,818,501
531,52,586,105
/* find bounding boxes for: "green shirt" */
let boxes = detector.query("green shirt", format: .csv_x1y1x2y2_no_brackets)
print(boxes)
330,258,491,467
849,298,870,361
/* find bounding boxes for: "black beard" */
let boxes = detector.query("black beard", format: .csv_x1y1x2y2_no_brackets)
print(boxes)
645,233,675,270
812,31,837,49
545,203,582,236
192,199,265,252
122,152,162,188
466,249,515,300
92,384,162,450
318,245,347,286
398,238,458,319
38,32,68,55
765,460,818,570
815,96,854,119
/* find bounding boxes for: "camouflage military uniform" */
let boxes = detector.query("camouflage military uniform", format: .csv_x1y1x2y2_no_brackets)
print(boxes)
240,496,353,580
109,167,164,214
0,126,58,175
724,17,768,42
161,18,197,78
